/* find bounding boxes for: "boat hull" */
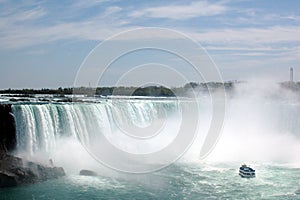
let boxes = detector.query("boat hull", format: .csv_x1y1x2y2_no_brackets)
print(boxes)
239,172,255,178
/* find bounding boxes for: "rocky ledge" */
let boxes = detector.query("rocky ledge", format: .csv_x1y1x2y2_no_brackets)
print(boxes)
79,169,98,176
0,153,65,188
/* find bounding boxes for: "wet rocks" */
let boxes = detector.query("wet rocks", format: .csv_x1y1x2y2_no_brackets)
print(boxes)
0,153,65,188
79,169,98,176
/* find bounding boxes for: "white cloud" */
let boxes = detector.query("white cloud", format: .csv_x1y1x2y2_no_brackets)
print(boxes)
0,6,46,27
205,46,278,51
72,0,110,9
103,6,122,16
0,0,299,55
129,1,228,20
0,21,125,48
12,7,46,22
189,26,300,44
0,2,126,49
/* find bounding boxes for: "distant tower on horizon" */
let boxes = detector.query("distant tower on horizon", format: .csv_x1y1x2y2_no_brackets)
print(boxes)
290,67,294,82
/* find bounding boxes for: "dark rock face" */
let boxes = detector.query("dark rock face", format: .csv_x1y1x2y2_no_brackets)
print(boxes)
79,169,98,176
0,104,16,152
0,104,65,188
0,153,65,188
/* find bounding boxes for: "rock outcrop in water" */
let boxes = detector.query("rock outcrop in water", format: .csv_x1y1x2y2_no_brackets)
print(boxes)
0,153,65,188
79,169,98,176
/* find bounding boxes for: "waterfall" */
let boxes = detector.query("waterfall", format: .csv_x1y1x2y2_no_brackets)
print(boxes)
12,100,180,156
10,90,300,171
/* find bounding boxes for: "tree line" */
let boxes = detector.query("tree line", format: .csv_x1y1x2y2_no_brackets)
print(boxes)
0,82,236,97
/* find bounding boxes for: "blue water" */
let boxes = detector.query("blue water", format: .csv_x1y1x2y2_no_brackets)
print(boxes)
1,163,300,200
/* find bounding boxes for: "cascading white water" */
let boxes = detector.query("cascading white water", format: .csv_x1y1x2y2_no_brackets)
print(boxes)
12,101,180,154
10,85,300,173
11,100,184,173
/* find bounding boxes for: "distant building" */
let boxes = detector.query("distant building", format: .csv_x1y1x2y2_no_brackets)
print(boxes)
290,67,294,82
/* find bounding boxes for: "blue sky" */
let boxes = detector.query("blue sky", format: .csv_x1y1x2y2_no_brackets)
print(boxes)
0,0,299,89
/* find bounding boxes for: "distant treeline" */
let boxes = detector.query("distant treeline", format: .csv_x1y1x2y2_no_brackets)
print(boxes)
0,88,73,96
0,81,237,97
0,82,234,97
1,81,299,97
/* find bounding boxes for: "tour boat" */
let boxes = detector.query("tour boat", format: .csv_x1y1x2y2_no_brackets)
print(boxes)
239,164,255,178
